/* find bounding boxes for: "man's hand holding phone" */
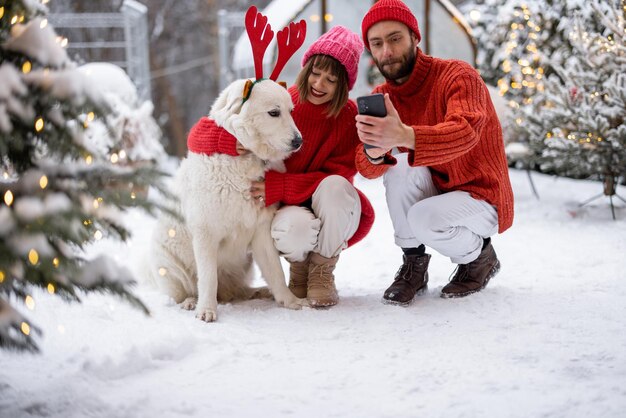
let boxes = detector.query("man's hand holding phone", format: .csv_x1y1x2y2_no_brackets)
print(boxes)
356,93,387,155
355,93,415,153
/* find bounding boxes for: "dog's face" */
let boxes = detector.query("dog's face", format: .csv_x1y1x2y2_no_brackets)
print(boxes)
209,79,302,162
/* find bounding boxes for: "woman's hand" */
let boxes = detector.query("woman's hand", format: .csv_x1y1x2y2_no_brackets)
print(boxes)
250,180,266,205
236,141,250,155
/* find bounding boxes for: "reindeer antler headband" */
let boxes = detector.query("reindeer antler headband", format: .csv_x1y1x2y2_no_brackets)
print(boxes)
242,6,307,103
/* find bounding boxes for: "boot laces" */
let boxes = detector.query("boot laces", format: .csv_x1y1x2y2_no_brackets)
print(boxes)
449,263,470,283
394,257,427,283
449,247,494,283
394,262,414,282
309,264,334,289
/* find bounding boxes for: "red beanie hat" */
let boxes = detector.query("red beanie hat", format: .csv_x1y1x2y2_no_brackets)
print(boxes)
302,25,364,91
361,0,421,50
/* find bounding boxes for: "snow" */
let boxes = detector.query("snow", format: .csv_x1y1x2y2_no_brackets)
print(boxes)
1,167,625,417
75,256,135,288
7,232,53,258
9,193,72,222
4,18,70,68
0,63,32,132
24,68,102,107
78,63,139,107
0,207,14,235
78,63,166,163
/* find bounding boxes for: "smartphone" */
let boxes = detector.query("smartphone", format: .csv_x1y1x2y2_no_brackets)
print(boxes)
357,93,387,149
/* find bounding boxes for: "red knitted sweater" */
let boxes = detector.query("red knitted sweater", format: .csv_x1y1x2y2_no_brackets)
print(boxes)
356,50,514,233
186,86,374,247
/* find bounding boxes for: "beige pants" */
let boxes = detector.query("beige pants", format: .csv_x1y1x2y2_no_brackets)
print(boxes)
271,175,361,262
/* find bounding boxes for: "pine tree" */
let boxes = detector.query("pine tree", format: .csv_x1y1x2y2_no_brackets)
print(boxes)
0,0,171,351
513,0,626,210
462,0,591,104
463,0,624,191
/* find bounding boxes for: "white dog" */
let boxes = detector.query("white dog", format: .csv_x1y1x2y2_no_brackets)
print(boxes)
149,78,306,322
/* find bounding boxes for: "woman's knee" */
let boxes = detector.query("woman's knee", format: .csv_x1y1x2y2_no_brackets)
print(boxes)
313,175,360,214
315,175,357,201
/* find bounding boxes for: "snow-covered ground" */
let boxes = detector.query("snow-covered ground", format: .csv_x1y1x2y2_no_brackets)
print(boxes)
1,167,625,418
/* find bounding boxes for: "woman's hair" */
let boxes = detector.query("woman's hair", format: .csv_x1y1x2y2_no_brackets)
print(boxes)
295,54,349,118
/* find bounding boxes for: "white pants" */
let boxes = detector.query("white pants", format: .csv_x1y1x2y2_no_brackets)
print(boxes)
384,154,498,264
271,175,361,262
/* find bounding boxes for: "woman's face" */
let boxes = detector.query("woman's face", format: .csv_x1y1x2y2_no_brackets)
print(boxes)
306,66,338,105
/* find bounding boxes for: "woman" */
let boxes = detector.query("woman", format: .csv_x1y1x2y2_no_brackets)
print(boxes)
189,26,374,307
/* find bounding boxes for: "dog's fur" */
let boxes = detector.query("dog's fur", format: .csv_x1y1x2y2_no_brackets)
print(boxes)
149,79,306,322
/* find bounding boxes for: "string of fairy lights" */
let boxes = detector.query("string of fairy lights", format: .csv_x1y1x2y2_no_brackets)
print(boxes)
543,0,625,146
470,0,625,148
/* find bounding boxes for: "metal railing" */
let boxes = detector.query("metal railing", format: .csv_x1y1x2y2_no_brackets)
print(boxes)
49,0,151,101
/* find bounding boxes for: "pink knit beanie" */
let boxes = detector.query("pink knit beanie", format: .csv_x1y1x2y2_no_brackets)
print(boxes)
301,25,364,90
361,0,421,50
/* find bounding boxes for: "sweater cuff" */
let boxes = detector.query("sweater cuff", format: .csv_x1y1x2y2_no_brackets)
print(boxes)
219,132,239,156
264,170,285,206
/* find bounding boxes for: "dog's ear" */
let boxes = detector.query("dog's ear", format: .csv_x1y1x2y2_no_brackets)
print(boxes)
209,79,246,124
243,80,254,100
277,81,287,89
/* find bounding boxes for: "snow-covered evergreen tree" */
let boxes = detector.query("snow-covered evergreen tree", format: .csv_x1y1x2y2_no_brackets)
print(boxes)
513,0,626,193
463,0,624,190
462,0,595,105
0,0,170,351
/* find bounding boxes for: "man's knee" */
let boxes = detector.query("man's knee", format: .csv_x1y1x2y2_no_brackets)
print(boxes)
406,199,447,243
271,206,320,262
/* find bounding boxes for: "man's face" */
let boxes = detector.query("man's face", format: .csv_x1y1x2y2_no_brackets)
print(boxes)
367,21,417,82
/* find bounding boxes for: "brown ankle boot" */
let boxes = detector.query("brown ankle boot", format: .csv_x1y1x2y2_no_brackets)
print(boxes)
288,254,310,299
382,253,430,306
307,252,339,308
441,242,500,298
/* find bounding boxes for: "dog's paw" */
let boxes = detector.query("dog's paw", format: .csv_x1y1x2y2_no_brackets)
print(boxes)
276,293,309,310
195,308,218,322
179,297,197,310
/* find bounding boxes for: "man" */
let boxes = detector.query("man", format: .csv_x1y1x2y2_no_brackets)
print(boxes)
355,0,514,304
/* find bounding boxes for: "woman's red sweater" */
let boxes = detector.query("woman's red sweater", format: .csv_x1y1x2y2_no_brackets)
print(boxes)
187,86,374,247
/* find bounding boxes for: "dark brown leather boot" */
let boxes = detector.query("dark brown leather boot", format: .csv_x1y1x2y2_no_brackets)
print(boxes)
441,242,500,298
382,253,431,306
288,254,311,299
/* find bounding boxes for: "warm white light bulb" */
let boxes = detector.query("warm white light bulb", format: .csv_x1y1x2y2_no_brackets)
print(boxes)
25,295,35,310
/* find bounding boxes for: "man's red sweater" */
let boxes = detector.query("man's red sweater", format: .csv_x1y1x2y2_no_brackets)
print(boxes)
356,50,514,233
187,86,374,247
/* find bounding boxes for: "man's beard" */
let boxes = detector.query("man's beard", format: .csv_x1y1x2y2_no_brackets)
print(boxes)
375,42,417,82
